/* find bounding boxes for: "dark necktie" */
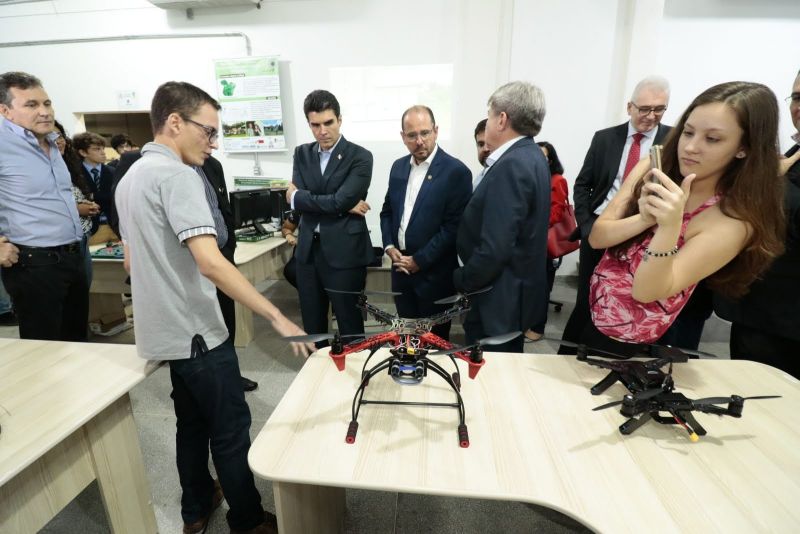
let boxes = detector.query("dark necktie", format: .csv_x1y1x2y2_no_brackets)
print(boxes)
622,132,645,180
90,167,100,188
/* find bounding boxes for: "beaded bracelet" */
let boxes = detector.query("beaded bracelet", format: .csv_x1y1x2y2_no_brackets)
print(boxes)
644,245,679,258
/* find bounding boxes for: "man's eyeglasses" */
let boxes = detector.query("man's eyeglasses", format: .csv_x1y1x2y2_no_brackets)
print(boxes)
184,117,219,144
786,94,800,106
630,103,667,117
404,129,433,142
89,145,106,152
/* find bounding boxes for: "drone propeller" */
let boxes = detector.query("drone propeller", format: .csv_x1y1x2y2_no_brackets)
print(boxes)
692,395,781,407
325,288,402,297
592,387,666,411
433,286,493,305
555,338,718,361
551,338,632,360
282,332,368,343
672,347,717,359
428,331,522,357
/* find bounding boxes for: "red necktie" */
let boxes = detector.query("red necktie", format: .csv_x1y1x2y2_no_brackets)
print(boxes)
622,132,645,180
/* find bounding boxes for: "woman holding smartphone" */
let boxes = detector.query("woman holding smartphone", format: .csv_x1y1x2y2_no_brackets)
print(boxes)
585,81,785,351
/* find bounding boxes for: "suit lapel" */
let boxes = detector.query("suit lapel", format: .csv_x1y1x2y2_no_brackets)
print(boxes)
322,136,347,191
393,157,412,224
607,123,628,184
307,144,325,191
406,150,443,228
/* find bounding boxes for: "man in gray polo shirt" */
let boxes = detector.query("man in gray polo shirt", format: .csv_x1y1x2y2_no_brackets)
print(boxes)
116,81,311,534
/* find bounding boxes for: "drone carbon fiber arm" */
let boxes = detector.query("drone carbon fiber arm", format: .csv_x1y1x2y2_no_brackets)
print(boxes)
360,301,396,325
419,332,486,379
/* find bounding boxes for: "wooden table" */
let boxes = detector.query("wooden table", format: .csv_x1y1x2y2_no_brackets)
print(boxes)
90,237,291,347
0,339,159,533
249,350,800,533
232,238,293,345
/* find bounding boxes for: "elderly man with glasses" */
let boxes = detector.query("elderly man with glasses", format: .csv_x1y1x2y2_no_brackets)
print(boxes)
561,75,672,352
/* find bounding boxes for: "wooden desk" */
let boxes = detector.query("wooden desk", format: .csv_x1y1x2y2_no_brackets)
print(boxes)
0,339,158,533
233,238,292,346
90,237,291,347
249,351,800,533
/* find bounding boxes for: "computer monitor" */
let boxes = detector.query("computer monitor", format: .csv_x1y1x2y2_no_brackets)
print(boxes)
230,188,273,234
269,188,288,223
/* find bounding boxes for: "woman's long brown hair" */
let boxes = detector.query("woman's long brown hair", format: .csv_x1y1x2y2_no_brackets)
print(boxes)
611,81,785,298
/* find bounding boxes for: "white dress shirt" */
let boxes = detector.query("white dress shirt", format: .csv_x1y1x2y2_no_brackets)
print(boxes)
594,123,658,215
397,145,438,250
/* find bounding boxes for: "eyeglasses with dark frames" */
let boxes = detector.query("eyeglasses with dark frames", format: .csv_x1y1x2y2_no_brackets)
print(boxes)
184,117,219,144
630,102,667,117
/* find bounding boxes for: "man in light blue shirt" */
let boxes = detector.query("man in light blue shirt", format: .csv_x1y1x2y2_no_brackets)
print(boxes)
0,71,87,341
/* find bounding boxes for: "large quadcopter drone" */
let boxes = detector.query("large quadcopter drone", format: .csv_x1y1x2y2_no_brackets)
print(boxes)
287,288,519,448
565,341,781,440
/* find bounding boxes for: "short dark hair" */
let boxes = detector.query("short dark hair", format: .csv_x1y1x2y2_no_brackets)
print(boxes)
110,133,132,151
474,118,487,139
73,132,106,154
400,105,435,130
303,89,340,120
0,71,42,107
536,141,564,175
150,81,220,135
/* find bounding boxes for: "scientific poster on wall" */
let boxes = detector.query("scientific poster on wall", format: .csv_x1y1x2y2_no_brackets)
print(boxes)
213,56,286,152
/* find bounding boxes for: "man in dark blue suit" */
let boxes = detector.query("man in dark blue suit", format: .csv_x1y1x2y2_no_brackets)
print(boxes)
73,131,115,239
380,105,471,340
453,81,551,353
287,90,374,341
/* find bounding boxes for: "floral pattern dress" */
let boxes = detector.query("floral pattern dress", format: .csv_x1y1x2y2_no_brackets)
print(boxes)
589,195,720,343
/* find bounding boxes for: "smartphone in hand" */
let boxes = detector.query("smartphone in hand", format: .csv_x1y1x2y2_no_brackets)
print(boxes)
649,145,663,183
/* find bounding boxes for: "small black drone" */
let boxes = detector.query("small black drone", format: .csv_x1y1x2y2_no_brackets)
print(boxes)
593,389,780,441
563,340,781,440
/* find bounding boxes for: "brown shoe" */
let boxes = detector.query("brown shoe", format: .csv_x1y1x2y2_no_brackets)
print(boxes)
230,511,279,534
183,479,225,534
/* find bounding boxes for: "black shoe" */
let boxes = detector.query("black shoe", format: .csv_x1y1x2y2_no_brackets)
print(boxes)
242,376,258,392
0,312,18,326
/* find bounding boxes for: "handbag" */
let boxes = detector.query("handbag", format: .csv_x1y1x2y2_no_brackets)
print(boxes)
547,201,580,258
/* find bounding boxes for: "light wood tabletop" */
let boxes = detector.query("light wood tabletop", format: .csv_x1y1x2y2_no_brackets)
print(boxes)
0,339,158,533
249,349,800,534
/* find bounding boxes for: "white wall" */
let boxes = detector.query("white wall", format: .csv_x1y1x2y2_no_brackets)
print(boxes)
0,0,512,239
1,0,798,273
508,0,800,274
658,0,800,153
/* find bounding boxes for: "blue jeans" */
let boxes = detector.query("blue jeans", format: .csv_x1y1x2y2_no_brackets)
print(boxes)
0,274,11,314
168,338,264,530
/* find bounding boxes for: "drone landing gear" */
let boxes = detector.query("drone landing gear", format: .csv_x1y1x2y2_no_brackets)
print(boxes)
590,371,621,395
620,410,707,439
345,353,469,448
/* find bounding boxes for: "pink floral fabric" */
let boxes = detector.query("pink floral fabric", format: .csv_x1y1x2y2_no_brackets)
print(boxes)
589,195,720,343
